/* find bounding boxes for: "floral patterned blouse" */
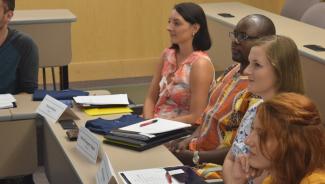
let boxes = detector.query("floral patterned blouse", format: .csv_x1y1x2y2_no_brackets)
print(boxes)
153,48,215,119
231,90,263,156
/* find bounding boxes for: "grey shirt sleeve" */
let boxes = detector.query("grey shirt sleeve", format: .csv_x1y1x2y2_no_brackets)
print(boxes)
15,33,39,93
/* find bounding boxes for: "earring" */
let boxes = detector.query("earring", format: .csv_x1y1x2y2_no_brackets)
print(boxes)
192,32,195,37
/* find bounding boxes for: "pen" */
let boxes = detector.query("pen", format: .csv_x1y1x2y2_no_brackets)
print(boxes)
139,119,158,127
165,171,172,184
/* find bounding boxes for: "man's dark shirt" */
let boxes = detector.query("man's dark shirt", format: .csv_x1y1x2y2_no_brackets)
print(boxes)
0,28,38,94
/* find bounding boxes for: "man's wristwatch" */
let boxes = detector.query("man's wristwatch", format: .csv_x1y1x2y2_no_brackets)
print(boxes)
193,151,200,165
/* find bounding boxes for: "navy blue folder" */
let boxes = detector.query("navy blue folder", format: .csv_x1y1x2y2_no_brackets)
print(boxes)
33,89,89,101
85,115,145,135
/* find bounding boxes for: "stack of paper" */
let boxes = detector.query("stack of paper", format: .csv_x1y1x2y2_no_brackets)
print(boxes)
103,118,192,151
73,94,132,116
0,94,16,109
73,94,129,106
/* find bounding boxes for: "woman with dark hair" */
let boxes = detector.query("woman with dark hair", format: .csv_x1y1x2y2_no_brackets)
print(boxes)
143,2,215,123
237,93,325,183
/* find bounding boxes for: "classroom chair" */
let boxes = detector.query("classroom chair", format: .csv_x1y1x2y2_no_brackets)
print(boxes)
281,0,320,20
301,3,325,29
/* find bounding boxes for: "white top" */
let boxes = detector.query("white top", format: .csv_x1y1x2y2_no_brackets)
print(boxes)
200,2,325,64
10,9,77,25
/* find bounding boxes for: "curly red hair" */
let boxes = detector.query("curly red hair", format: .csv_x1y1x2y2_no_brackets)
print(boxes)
256,92,325,184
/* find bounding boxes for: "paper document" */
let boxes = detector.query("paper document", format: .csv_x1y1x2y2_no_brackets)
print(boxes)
0,94,16,109
84,107,132,116
96,153,117,184
120,168,180,184
73,94,129,105
76,127,100,164
120,118,191,134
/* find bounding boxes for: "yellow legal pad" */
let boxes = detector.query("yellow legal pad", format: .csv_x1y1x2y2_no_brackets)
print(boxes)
84,107,133,116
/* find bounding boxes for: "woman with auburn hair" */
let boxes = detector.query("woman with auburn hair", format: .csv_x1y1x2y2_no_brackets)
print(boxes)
223,35,304,183
240,92,325,183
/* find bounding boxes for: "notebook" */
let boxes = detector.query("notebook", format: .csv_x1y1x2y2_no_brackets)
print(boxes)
103,128,191,151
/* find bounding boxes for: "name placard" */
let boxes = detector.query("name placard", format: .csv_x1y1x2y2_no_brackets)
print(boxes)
96,153,117,184
76,127,100,164
36,95,79,123
36,95,67,123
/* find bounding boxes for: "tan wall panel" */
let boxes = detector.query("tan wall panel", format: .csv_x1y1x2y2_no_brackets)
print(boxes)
68,57,158,81
16,0,285,82
300,56,325,121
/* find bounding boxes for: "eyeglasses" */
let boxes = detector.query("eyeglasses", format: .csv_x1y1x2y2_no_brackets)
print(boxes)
229,32,259,42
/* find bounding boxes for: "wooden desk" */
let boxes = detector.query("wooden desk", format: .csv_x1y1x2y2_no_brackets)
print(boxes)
0,109,11,121
10,9,77,90
8,92,182,183
200,2,325,119
0,96,38,178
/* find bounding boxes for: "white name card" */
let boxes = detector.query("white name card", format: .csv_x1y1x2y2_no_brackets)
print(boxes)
96,153,117,184
36,95,79,123
76,127,100,164
36,95,67,123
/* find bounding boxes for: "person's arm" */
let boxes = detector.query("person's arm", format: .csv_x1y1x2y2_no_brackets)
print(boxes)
143,57,164,119
17,35,39,94
224,151,265,184
168,124,202,151
223,149,236,183
173,58,215,124
172,147,229,166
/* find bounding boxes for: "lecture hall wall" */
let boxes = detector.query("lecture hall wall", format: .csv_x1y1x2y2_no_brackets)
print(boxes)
17,0,285,83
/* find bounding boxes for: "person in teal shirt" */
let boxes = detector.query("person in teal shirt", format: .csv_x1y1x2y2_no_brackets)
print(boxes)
0,0,38,94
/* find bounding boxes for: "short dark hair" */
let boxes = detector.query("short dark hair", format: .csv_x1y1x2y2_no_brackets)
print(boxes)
2,0,15,11
171,2,211,51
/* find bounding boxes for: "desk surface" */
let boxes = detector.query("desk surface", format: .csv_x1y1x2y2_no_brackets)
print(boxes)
54,111,182,183
0,109,11,121
200,2,325,64
10,94,39,120
10,9,77,25
13,92,182,184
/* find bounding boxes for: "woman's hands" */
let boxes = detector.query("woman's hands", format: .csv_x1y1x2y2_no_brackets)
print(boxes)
232,154,263,183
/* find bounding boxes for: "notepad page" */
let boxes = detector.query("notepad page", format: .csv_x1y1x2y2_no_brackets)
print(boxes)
0,94,16,103
0,102,14,109
120,168,180,184
0,94,16,109
120,118,191,134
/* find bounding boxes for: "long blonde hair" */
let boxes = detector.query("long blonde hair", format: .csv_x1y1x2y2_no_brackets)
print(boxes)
252,35,304,94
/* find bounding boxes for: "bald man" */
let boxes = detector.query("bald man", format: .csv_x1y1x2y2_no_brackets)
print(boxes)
167,14,276,166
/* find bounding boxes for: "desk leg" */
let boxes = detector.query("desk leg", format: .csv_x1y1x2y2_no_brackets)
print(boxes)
60,65,69,90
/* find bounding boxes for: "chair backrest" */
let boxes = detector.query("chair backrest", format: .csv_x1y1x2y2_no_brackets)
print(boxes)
301,3,325,29
281,0,320,20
